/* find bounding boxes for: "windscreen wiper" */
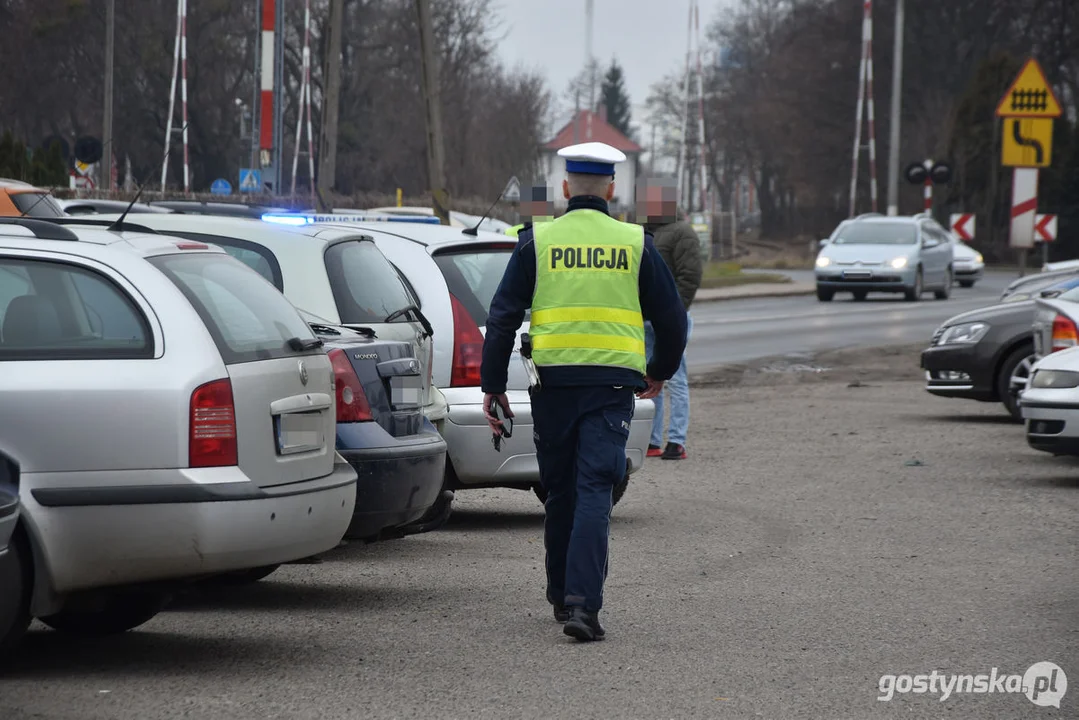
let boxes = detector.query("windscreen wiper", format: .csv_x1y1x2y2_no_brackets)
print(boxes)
307,322,341,336
385,304,435,339
287,336,324,352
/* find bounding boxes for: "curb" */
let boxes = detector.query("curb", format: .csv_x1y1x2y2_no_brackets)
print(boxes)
694,285,817,303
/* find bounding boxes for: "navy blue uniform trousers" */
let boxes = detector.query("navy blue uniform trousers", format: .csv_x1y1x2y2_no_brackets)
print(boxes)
531,383,635,613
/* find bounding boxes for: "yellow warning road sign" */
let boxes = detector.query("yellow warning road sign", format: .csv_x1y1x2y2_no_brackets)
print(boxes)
996,58,1062,118
1001,118,1054,167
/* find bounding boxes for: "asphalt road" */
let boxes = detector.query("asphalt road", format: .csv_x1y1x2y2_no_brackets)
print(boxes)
2,369,1074,719
688,270,1016,370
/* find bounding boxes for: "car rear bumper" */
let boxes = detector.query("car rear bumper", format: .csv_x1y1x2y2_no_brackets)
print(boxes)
21,461,357,594
337,423,447,539
438,387,655,487
1021,396,1079,454
920,345,996,401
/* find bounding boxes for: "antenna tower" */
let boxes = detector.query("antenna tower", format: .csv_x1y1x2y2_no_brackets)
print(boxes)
161,0,190,194
291,0,316,199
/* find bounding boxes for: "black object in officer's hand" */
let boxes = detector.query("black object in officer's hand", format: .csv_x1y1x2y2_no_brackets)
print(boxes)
520,332,533,358
491,402,513,452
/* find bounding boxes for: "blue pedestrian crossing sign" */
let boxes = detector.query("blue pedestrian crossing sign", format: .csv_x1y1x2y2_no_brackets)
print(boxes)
239,168,261,193
211,178,232,195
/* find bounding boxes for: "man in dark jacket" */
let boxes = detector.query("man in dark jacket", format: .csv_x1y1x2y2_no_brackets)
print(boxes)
636,178,703,460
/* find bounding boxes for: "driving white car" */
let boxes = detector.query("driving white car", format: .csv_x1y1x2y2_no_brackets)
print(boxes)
312,219,656,514
0,217,357,644
947,235,984,288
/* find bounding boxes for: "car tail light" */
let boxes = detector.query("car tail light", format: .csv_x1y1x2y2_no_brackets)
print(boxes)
189,379,238,467
450,293,484,387
1051,314,1078,352
329,348,373,422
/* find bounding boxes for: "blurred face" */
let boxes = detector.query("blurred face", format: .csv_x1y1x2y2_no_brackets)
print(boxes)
522,186,554,220
636,179,678,224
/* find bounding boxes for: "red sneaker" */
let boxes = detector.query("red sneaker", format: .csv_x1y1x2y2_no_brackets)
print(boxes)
646,444,663,457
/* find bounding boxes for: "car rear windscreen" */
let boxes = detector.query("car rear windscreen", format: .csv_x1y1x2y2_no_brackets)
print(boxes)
149,252,318,364
324,239,415,324
10,192,64,218
432,247,514,327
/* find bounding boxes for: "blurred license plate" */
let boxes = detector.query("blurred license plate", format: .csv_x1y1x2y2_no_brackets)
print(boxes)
843,270,872,279
391,375,424,407
275,411,323,455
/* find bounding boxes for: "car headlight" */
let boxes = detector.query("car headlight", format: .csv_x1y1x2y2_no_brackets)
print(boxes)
816,256,832,268
1001,292,1029,303
974,252,984,264
938,322,989,345
1031,370,1079,389
889,256,909,269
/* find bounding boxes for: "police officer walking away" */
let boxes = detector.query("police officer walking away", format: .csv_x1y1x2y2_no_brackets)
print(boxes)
480,141,688,642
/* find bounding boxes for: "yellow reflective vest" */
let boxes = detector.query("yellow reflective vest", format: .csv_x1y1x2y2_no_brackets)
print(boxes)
529,210,646,374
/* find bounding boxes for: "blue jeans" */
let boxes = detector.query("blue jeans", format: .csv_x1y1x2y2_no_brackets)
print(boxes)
644,314,692,446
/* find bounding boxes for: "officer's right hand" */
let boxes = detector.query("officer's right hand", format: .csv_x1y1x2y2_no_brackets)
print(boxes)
636,376,663,399
483,392,514,435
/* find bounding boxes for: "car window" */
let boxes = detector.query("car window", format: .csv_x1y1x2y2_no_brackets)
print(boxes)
324,240,414,324
0,257,152,359
432,246,515,327
831,222,917,245
1055,284,1079,303
148,252,317,365
164,232,283,288
9,192,65,218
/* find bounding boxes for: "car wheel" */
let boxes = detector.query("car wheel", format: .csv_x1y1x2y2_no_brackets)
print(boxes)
205,564,281,585
0,531,32,661
399,488,455,536
959,280,975,288
852,290,868,301
904,268,923,301
533,476,629,507
38,591,170,636
934,269,953,300
997,344,1036,422
816,287,834,302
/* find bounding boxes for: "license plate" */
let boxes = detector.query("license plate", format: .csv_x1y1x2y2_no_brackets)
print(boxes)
843,270,872,279
275,411,323,455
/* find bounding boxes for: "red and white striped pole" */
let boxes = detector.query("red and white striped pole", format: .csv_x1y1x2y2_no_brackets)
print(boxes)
848,0,872,216
259,0,275,176
923,176,932,212
864,0,878,213
180,0,190,195
161,0,182,192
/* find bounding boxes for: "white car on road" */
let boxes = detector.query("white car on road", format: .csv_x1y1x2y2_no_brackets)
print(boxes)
1021,345,1079,455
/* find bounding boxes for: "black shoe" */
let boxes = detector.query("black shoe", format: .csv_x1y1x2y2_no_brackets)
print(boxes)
661,442,686,460
563,607,605,642
553,604,571,623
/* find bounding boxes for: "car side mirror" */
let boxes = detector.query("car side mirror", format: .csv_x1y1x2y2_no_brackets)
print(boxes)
819,238,829,247
922,238,939,249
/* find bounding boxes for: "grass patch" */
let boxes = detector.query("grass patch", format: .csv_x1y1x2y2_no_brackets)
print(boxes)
701,261,791,289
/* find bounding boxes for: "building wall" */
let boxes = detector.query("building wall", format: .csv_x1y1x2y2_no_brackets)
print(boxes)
542,151,639,219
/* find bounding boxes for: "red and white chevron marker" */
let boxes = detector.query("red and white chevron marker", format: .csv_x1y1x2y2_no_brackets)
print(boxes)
1009,168,1039,249
259,0,275,160
950,213,975,241
1035,214,1058,242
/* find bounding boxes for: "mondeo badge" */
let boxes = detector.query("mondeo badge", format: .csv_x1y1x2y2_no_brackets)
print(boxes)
298,360,309,386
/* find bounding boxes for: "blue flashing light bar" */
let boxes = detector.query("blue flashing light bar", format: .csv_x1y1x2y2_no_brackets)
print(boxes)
262,213,441,226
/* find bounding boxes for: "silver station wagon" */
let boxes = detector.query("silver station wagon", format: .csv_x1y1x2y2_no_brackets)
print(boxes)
0,218,356,646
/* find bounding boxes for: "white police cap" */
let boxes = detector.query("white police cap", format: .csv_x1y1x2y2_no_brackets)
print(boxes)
557,142,626,176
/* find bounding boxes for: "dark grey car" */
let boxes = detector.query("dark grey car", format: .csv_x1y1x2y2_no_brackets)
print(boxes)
920,301,1037,420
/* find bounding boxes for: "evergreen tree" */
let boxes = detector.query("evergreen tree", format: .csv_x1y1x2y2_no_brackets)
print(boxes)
601,60,633,138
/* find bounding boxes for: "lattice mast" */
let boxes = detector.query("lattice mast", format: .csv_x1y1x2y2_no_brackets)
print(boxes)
849,0,879,216
161,0,190,194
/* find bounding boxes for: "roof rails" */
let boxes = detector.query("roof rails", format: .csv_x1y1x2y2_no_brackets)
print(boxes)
260,212,441,226
854,212,884,219
0,217,79,241
42,217,160,235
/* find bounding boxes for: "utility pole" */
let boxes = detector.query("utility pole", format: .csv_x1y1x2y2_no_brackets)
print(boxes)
103,0,115,192
415,0,450,225
885,0,904,216
317,0,343,210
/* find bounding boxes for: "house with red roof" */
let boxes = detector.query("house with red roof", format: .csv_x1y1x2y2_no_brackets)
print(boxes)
540,107,643,216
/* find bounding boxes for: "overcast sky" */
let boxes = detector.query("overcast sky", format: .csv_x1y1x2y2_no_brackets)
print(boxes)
493,0,734,138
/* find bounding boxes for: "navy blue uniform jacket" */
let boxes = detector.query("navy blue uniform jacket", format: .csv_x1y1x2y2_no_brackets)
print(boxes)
480,195,689,394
